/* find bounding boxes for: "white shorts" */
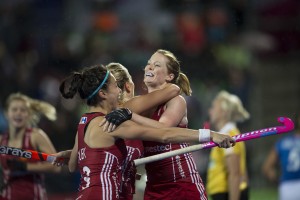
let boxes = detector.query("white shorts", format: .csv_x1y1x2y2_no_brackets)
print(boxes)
279,180,300,200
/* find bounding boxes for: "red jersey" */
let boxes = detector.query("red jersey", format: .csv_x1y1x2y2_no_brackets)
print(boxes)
76,112,127,200
119,139,144,200
143,104,207,200
0,128,47,200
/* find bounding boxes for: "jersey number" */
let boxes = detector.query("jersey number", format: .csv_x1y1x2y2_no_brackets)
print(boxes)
82,166,91,190
287,147,300,172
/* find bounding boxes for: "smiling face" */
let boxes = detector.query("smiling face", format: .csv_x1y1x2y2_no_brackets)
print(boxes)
105,74,122,109
107,63,135,101
6,99,30,129
144,52,174,90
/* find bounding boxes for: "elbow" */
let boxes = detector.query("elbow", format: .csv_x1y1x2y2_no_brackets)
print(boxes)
69,166,76,173
52,166,62,173
68,161,77,173
171,84,180,96
68,162,77,173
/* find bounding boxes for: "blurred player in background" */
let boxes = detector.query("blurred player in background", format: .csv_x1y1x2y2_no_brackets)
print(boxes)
206,90,250,200
262,113,300,200
0,92,60,200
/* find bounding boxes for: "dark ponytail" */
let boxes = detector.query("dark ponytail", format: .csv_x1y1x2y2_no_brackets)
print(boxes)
59,72,83,99
59,65,109,106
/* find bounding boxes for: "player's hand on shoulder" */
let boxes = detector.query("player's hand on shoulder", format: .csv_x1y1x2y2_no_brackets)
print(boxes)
99,108,132,132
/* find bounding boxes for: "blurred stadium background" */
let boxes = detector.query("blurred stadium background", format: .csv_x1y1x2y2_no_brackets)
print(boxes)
0,0,299,199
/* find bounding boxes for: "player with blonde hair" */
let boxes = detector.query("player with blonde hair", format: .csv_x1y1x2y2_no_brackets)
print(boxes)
207,90,250,200
0,92,60,200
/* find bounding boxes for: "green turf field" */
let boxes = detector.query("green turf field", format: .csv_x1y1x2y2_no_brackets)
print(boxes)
207,187,278,200
250,187,278,200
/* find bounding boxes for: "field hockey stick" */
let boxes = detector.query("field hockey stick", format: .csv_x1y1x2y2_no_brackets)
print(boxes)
134,116,294,166
0,146,57,163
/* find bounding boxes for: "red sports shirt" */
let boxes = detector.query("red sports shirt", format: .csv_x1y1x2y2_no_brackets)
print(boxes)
0,128,47,200
76,112,127,200
143,104,207,200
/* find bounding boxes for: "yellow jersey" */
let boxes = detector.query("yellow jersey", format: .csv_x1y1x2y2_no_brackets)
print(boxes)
206,122,248,195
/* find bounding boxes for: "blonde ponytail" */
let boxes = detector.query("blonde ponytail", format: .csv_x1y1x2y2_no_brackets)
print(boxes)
29,98,57,122
6,92,57,126
177,72,192,96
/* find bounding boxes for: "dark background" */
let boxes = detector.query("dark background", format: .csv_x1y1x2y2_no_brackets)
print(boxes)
0,0,299,199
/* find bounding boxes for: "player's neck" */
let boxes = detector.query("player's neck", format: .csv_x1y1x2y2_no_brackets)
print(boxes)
216,120,228,131
9,125,26,139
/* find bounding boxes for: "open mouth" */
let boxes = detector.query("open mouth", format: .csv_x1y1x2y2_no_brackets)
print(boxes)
145,72,154,77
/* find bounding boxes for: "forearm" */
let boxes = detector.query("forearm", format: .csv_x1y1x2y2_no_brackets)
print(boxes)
132,113,168,128
153,127,199,143
60,149,73,158
126,84,179,114
264,167,277,181
69,148,78,172
228,174,241,200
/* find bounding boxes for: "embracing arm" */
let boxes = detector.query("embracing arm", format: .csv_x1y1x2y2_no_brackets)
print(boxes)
131,112,168,128
124,83,180,114
108,120,234,147
102,95,186,131
109,120,198,143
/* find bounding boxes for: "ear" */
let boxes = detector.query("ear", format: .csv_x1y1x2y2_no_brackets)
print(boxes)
124,82,131,93
166,73,175,82
98,90,107,99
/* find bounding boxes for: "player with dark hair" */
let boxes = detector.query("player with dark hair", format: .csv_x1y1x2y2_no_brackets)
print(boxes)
53,64,234,200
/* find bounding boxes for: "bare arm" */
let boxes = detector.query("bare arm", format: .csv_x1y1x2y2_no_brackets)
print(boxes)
52,150,72,167
226,154,241,200
108,95,186,130
27,128,61,173
262,147,278,182
108,120,234,147
69,133,79,173
157,95,187,127
131,112,168,128
124,83,180,114
109,120,199,143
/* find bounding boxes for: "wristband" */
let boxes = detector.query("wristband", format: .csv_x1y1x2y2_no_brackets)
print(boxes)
198,129,211,142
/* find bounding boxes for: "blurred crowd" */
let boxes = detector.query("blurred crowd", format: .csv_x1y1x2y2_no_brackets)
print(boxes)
0,0,299,196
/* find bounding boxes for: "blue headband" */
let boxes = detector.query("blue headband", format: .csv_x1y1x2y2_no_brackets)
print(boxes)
87,71,110,100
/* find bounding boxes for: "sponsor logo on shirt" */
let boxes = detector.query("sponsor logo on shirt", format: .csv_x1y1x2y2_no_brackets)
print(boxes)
145,144,171,153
